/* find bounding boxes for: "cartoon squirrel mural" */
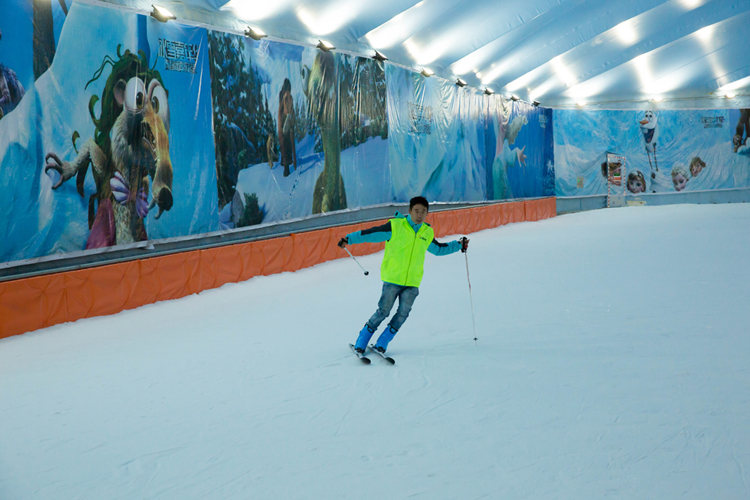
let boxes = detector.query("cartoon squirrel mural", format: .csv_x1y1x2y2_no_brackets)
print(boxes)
45,46,173,248
0,29,27,120
302,51,346,214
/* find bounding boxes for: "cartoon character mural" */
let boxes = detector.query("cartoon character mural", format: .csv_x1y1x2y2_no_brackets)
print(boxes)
626,171,646,193
207,31,275,212
671,163,689,191
639,110,659,189
303,50,346,214
491,99,527,200
733,109,749,153
689,156,706,177
277,77,297,177
0,29,27,119
44,46,174,248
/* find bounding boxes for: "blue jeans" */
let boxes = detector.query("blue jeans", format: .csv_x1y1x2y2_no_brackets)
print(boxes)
367,282,420,332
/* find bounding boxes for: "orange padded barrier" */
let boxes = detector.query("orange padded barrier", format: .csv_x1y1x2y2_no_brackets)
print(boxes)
0,198,555,339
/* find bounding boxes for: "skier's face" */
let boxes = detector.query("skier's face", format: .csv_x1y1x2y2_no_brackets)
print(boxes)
409,204,428,225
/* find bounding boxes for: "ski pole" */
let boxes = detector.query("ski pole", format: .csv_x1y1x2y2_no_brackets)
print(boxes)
343,246,369,276
464,250,478,342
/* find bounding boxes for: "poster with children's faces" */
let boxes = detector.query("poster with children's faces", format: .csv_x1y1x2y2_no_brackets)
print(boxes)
554,109,750,196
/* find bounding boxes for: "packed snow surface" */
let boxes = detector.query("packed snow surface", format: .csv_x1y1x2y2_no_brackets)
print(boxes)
2,203,750,499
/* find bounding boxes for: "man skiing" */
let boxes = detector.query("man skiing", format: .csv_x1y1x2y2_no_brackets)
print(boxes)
338,196,469,356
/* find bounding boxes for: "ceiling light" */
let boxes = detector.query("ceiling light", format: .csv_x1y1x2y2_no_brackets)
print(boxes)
576,101,587,107
484,88,494,95
151,4,176,22
244,26,267,40
679,0,704,9
372,50,388,62
725,93,736,99
510,95,519,101
532,100,541,107
652,96,663,102
718,75,750,93
696,25,714,42
220,0,285,21
297,4,358,36
456,78,467,87
420,67,434,77
551,57,576,86
614,19,638,46
317,40,335,52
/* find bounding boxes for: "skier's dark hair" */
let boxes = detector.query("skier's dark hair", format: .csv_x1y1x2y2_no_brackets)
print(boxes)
409,196,429,211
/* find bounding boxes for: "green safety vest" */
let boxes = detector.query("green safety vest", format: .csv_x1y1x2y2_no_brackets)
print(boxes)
381,218,434,287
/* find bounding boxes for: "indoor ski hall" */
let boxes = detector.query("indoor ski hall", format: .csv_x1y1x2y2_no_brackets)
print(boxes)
1,0,749,498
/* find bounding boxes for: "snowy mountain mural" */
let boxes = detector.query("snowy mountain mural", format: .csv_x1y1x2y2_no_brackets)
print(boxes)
209,32,391,228
0,1,555,267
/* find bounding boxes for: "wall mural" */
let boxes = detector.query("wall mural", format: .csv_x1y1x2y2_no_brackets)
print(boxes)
554,109,750,196
484,95,554,201
0,1,217,264
208,31,390,229
0,1,551,268
386,64,553,203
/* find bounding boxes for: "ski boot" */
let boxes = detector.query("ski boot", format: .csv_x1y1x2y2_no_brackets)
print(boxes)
373,325,398,353
354,324,375,353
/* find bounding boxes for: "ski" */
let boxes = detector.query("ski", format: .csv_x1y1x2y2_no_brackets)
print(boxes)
368,345,395,365
349,344,371,364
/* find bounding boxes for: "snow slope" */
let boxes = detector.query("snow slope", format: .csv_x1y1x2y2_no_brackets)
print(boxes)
2,203,750,499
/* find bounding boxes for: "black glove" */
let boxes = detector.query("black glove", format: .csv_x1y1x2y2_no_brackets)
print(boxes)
338,237,348,248
460,237,469,253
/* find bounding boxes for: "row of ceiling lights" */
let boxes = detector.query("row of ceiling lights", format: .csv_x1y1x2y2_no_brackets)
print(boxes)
152,6,337,52
151,5,742,108
150,5,540,105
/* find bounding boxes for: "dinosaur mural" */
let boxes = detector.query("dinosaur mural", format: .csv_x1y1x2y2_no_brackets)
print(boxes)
303,51,346,214
44,46,174,248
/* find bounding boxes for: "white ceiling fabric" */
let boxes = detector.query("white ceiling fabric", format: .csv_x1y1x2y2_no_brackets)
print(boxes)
97,0,750,109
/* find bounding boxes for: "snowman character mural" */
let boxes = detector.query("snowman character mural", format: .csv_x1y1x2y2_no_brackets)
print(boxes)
639,110,659,191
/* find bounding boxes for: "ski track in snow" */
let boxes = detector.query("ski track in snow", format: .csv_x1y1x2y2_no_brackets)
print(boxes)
2,203,750,499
